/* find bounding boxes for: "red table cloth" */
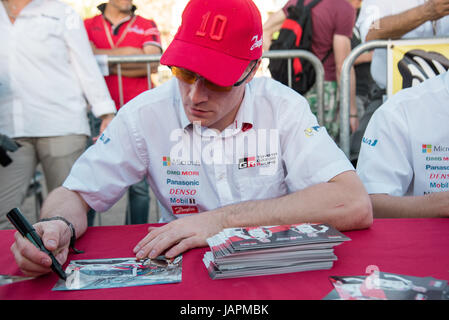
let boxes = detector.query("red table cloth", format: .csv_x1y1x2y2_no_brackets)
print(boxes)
0,218,448,300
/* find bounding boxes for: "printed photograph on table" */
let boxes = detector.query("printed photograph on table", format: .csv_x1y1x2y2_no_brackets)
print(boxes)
53,256,182,291
326,271,449,300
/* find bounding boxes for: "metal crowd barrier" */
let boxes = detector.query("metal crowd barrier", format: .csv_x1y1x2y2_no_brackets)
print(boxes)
339,40,389,158
106,50,326,125
262,50,325,125
107,54,162,108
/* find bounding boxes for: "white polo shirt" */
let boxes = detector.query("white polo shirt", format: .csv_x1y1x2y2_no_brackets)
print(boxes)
357,71,449,196
356,0,449,89
63,77,354,222
0,0,115,138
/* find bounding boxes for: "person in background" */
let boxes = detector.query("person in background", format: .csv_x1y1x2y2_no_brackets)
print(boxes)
357,71,449,219
84,0,163,225
0,0,116,229
351,0,449,163
348,0,374,121
347,0,375,166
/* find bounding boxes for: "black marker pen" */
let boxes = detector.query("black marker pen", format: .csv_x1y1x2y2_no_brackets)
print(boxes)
7,208,67,281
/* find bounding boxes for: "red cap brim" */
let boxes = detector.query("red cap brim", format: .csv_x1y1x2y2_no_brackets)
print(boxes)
160,38,251,87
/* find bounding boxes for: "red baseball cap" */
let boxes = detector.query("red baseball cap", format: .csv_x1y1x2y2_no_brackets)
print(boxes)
160,0,263,87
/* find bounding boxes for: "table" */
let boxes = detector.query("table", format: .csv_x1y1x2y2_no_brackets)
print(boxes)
0,218,448,300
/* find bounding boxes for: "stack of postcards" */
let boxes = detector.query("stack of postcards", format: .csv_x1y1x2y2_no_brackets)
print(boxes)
203,223,350,279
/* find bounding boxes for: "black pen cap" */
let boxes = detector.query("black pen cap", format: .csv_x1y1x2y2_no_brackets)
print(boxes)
6,208,34,237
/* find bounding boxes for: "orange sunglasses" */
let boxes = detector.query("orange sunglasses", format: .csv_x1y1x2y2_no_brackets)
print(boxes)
170,62,257,92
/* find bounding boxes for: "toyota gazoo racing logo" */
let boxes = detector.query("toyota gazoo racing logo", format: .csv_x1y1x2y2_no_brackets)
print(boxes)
238,156,257,169
238,153,278,170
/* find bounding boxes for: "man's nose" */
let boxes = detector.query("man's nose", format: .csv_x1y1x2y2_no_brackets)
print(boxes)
189,78,208,104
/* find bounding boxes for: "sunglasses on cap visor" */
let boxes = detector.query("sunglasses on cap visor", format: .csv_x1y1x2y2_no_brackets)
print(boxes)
170,61,258,92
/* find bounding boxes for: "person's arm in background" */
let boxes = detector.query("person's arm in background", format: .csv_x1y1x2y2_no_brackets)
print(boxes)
333,2,358,132
366,0,449,41
262,9,287,51
354,51,373,65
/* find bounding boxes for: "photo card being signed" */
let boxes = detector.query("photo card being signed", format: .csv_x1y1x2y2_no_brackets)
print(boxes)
53,256,182,291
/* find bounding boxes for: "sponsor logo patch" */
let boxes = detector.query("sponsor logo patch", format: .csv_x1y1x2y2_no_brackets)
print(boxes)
422,144,432,153
362,137,378,147
99,133,111,144
166,178,199,186
422,144,449,153
162,156,171,166
169,188,197,196
304,126,321,137
238,153,278,170
170,197,196,205
166,170,200,176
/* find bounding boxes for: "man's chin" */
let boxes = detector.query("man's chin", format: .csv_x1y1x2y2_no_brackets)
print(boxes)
188,118,207,127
